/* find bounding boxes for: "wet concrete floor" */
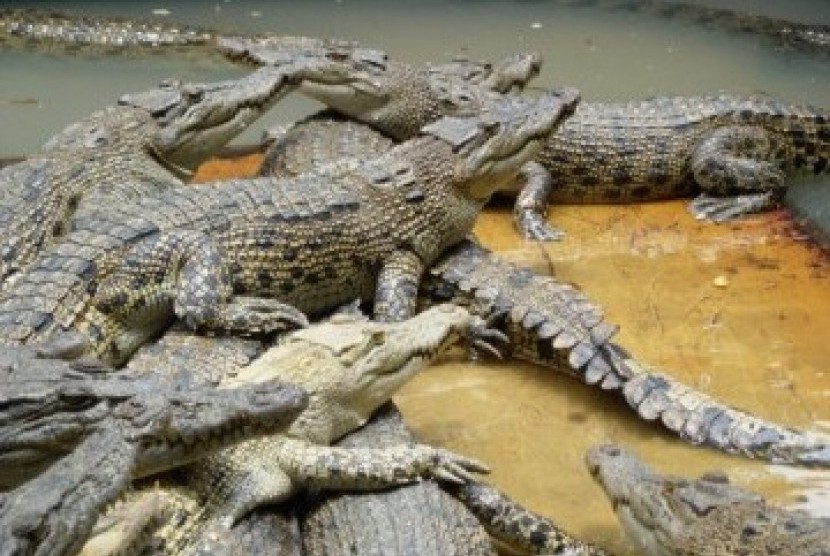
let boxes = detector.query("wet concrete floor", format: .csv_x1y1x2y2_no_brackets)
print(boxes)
196,154,830,554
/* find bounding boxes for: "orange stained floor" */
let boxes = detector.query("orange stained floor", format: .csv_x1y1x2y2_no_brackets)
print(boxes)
195,156,830,555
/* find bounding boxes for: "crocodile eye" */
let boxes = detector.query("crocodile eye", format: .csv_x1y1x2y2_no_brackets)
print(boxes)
62,394,98,412
183,88,204,103
370,330,386,345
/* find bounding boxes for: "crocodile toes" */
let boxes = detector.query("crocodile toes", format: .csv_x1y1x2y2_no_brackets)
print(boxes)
427,447,491,484
225,297,310,335
688,192,775,222
516,213,566,242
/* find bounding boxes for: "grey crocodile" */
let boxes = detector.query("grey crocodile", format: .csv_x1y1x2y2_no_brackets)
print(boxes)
0,336,307,556
586,444,830,556
0,89,578,365
249,40,830,240
0,64,295,285
108,304,495,555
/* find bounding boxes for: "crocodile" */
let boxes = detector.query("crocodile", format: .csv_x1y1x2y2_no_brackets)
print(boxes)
247,39,830,240
586,444,830,556
558,0,830,57
0,336,308,556
0,63,303,285
0,89,578,365
0,7,217,57
107,304,496,555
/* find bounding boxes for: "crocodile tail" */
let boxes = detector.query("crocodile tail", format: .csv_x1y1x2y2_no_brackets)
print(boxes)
603,343,830,467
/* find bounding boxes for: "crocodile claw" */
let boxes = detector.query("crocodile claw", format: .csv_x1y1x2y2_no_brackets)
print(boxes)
465,315,509,360
688,192,776,222
226,297,310,335
426,447,491,484
516,211,566,242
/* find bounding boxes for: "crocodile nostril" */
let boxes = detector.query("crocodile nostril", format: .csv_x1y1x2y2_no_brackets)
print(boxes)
602,445,621,457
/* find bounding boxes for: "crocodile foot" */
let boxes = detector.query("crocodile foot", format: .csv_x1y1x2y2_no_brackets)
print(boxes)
515,210,566,242
688,191,777,222
204,296,310,336
465,313,509,360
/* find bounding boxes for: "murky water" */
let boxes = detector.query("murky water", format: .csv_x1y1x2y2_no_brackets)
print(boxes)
4,2,830,553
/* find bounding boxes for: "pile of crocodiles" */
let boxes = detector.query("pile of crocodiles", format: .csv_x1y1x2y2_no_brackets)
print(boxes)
0,17,828,556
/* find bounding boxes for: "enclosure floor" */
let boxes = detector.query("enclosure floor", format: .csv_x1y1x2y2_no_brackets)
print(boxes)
195,156,830,555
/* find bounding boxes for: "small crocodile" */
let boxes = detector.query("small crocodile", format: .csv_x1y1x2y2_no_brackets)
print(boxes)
248,40,830,240
0,7,216,57
0,89,578,364
108,304,496,555
0,65,296,285
0,336,307,556
586,444,830,556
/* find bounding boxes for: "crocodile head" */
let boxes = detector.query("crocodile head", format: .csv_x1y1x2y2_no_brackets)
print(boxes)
230,304,473,442
292,45,542,140
421,88,580,200
586,444,775,556
0,341,308,488
37,67,293,176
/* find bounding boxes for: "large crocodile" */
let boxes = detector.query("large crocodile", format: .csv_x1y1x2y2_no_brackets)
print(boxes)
247,40,830,240
0,337,307,556
0,89,578,364
586,444,830,556
104,304,496,555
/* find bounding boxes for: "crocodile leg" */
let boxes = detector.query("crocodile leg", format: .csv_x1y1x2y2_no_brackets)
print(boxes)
276,436,490,491
374,249,424,321
450,482,610,556
187,434,488,525
93,230,309,337
513,161,566,242
689,125,786,221
0,428,134,556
